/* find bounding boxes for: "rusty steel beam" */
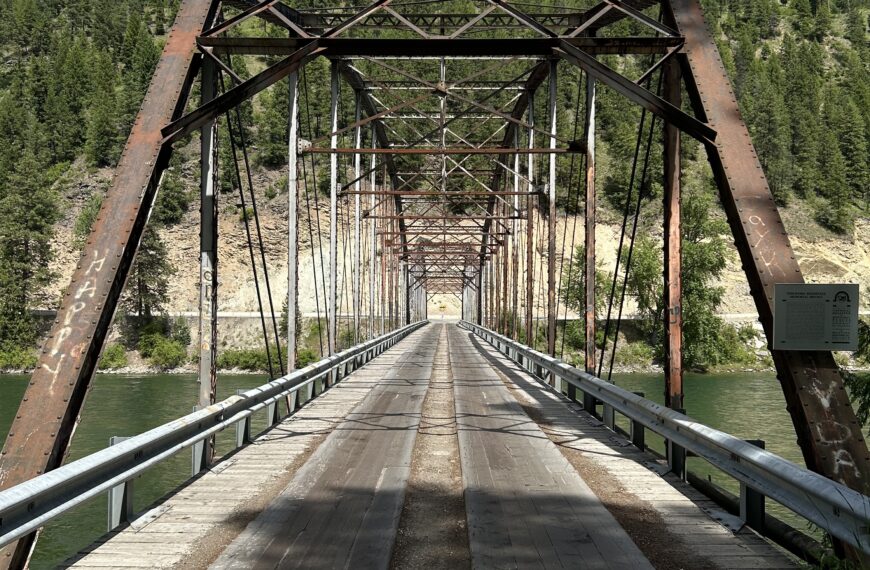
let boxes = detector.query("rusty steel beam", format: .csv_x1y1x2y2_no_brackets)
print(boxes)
555,40,716,146
0,1,220,567
345,190,534,196
662,56,682,410
546,60,558,357
304,147,573,155
584,76,597,376
300,146,585,154
162,40,323,142
671,0,870,507
197,36,682,58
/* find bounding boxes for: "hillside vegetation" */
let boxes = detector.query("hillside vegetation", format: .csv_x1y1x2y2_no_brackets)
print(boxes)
0,0,866,374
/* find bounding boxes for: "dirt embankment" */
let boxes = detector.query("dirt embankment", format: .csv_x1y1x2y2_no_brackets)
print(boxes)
46,160,870,349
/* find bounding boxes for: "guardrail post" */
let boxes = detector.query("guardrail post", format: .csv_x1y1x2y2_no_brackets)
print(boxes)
107,436,134,531
583,391,596,415
630,392,645,450
740,440,765,531
668,408,687,480
190,405,208,476
235,390,251,447
603,403,615,430
266,400,278,427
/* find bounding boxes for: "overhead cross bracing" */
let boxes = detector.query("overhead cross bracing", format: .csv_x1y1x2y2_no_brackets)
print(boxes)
1,0,870,568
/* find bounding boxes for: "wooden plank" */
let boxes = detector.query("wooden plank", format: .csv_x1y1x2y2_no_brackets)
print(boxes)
211,326,439,569
449,326,653,570
472,329,798,569
66,331,420,568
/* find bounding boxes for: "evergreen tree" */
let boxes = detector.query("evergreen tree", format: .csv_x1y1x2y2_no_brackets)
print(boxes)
0,144,58,349
85,52,120,167
816,124,853,233
122,227,173,320
742,54,792,203
256,82,289,168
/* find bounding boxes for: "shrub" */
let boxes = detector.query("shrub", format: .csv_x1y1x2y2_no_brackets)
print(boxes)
137,332,163,358
74,193,103,248
296,348,318,368
238,206,255,222
171,317,191,347
338,327,356,349
216,345,288,373
99,344,128,370
562,321,585,351
0,346,38,370
614,341,655,368
217,348,265,371
149,337,187,370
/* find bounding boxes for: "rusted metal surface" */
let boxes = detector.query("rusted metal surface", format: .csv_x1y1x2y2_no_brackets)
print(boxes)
198,36,683,56
546,61,558,358
671,0,870,500
0,1,218,567
584,77,597,376
662,56,683,410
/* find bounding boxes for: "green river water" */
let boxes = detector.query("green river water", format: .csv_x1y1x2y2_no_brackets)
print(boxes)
0,370,807,568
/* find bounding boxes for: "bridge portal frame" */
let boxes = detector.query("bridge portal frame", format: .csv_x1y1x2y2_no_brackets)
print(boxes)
1,1,869,567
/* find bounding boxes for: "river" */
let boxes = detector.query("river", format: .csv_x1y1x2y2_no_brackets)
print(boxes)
0,370,806,567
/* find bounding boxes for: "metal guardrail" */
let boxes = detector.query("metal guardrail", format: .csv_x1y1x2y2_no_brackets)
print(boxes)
0,320,427,547
458,320,870,553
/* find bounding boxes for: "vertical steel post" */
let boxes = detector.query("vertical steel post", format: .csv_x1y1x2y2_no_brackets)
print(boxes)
547,60,558,357
440,57,447,194
353,95,362,345
328,62,339,355
584,76,597,375
287,71,299,374
501,199,509,334
369,127,377,339
512,132,520,339
525,92,535,345
741,440,766,530
477,236,486,325
663,58,683,410
198,58,218,461
107,436,133,532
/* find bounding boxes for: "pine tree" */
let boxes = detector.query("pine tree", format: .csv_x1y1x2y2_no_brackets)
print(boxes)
816,125,853,233
256,82,289,168
782,37,823,198
85,52,120,167
122,227,173,320
0,143,58,349
742,55,792,203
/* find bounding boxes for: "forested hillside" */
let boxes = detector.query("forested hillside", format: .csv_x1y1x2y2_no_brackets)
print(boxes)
0,0,866,373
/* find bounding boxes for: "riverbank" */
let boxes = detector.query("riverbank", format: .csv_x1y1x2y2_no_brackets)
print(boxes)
5,358,867,378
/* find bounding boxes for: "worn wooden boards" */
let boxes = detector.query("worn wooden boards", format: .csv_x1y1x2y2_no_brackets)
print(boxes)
450,326,653,570
67,324,798,569
461,327,797,570
210,326,439,569
64,329,429,569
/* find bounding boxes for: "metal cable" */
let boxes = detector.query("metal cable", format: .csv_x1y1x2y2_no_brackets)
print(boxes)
219,70,276,379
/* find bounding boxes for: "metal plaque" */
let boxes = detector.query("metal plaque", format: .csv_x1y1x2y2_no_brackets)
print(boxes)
773,284,859,351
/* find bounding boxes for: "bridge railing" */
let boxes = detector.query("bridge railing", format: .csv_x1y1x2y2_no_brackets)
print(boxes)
458,320,870,554
0,320,427,548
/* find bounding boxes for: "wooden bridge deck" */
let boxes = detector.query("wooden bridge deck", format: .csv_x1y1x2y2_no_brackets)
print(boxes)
66,323,796,569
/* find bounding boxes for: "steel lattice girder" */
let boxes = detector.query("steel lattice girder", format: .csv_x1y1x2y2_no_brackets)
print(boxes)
1,1,866,568
0,0,221,567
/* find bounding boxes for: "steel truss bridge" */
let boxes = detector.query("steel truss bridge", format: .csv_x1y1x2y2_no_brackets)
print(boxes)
1,1,869,568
